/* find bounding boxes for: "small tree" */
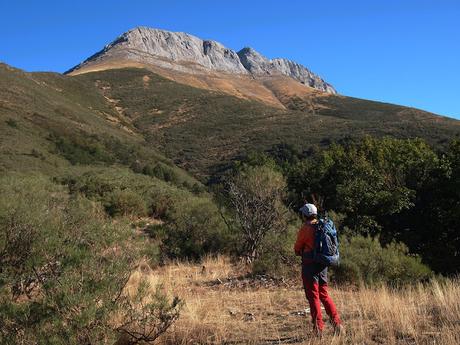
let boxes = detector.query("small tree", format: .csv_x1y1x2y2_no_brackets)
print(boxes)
116,284,182,344
228,166,287,262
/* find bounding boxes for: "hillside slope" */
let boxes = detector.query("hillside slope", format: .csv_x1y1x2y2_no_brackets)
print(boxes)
0,63,200,188
74,68,460,180
2,63,459,181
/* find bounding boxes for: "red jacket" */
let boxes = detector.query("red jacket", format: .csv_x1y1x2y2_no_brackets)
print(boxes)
294,219,318,258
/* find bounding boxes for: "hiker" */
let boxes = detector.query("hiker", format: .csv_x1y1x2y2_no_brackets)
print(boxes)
294,203,343,337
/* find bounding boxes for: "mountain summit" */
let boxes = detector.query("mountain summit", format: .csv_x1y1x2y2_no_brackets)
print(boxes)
66,27,336,105
67,27,248,74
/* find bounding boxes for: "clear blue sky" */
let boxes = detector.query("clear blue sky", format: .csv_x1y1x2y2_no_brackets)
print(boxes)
1,0,459,119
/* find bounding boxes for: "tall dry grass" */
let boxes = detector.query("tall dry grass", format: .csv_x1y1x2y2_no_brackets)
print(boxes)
125,256,460,345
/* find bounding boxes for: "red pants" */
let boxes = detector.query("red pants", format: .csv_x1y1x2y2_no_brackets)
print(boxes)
302,269,341,331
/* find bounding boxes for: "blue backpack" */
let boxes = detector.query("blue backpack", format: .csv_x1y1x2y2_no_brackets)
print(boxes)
303,218,340,266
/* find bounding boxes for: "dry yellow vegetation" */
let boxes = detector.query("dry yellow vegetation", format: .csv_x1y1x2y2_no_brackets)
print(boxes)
67,59,328,109
123,256,460,345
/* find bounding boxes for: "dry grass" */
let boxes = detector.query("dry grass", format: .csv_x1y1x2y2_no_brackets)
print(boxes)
68,59,296,109
125,256,460,345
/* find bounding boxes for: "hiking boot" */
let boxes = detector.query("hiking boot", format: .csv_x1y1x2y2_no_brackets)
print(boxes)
313,327,323,339
333,323,345,336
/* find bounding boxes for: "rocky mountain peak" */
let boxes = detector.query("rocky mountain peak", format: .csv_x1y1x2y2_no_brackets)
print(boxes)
68,27,248,75
67,27,336,94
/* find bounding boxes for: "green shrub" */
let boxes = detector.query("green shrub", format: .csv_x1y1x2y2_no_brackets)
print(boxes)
58,167,203,219
57,167,229,260
0,174,181,344
105,189,148,217
161,197,228,260
252,224,299,278
5,118,18,128
191,182,206,195
331,235,433,285
140,241,162,267
145,185,182,219
330,260,360,284
145,223,167,240
48,133,114,165
142,163,180,185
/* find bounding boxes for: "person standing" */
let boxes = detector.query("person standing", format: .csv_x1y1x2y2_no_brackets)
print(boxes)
294,203,343,337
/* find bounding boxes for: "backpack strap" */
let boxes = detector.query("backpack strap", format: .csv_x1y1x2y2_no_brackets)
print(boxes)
314,221,322,257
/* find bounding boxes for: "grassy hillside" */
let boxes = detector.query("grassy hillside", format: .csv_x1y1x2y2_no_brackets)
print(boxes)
74,68,460,180
2,63,460,344
2,63,458,181
0,63,201,190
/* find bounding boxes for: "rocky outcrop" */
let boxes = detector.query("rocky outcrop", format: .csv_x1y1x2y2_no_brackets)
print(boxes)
237,47,336,94
67,27,337,94
67,27,248,75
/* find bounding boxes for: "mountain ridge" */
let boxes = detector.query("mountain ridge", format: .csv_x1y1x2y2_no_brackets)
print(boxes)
66,26,336,95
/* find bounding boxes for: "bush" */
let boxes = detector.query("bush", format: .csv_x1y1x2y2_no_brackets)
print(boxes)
57,167,230,260
145,185,183,219
0,175,181,344
105,189,148,217
161,197,228,260
252,224,299,278
5,118,18,128
331,235,433,285
48,133,114,165
58,167,204,219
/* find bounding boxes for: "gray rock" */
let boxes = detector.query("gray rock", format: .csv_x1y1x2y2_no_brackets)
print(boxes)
237,47,273,75
67,27,336,94
238,47,336,94
68,27,248,75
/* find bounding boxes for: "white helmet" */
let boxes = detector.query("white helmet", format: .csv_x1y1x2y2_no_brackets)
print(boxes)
299,203,317,217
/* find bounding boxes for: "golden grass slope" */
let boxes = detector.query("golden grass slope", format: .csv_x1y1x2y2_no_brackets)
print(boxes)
67,59,327,109
121,256,460,345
